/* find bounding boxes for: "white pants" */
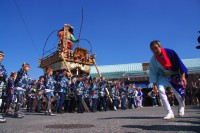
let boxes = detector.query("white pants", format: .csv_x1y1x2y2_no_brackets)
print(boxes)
158,85,185,114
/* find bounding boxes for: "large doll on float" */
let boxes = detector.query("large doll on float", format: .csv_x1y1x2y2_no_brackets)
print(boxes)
57,24,79,55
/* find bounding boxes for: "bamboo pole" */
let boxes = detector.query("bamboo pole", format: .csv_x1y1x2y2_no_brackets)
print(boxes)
92,58,101,77
92,58,113,104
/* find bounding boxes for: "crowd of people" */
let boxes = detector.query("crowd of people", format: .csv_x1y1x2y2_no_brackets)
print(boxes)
0,51,145,121
189,81,200,106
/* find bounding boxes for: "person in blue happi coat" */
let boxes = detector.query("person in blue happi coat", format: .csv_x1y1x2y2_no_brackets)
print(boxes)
76,75,85,113
43,66,56,116
119,82,127,110
98,77,107,112
5,72,17,115
90,77,99,112
56,69,69,113
110,81,118,111
68,76,77,113
83,78,91,111
0,51,7,122
127,84,137,109
35,76,46,113
14,63,32,117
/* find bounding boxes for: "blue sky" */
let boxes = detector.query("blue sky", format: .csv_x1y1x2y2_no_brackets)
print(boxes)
1,0,200,79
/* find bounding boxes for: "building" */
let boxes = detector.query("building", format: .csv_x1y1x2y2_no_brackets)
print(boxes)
90,58,200,88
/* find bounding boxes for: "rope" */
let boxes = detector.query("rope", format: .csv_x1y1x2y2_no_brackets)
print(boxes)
42,30,58,57
77,7,84,47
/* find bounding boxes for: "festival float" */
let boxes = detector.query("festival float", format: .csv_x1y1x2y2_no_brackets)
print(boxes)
39,24,101,76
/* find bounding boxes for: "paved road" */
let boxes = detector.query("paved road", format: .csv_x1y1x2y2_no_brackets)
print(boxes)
0,106,200,133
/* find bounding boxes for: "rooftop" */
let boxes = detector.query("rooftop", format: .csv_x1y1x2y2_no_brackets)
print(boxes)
90,58,200,79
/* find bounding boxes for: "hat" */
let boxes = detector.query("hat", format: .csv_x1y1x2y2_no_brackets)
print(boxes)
0,51,4,56
22,62,30,67
64,24,74,29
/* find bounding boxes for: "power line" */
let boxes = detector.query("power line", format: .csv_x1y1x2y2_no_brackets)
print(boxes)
12,0,40,57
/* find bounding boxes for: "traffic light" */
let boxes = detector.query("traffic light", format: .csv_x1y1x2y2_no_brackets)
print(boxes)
196,31,200,49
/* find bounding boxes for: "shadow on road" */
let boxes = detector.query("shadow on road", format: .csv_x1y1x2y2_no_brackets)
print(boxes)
98,116,162,120
175,120,200,125
121,125,200,132
98,115,200,120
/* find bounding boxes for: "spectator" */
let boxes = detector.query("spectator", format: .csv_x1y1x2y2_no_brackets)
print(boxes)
150,89,158,107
